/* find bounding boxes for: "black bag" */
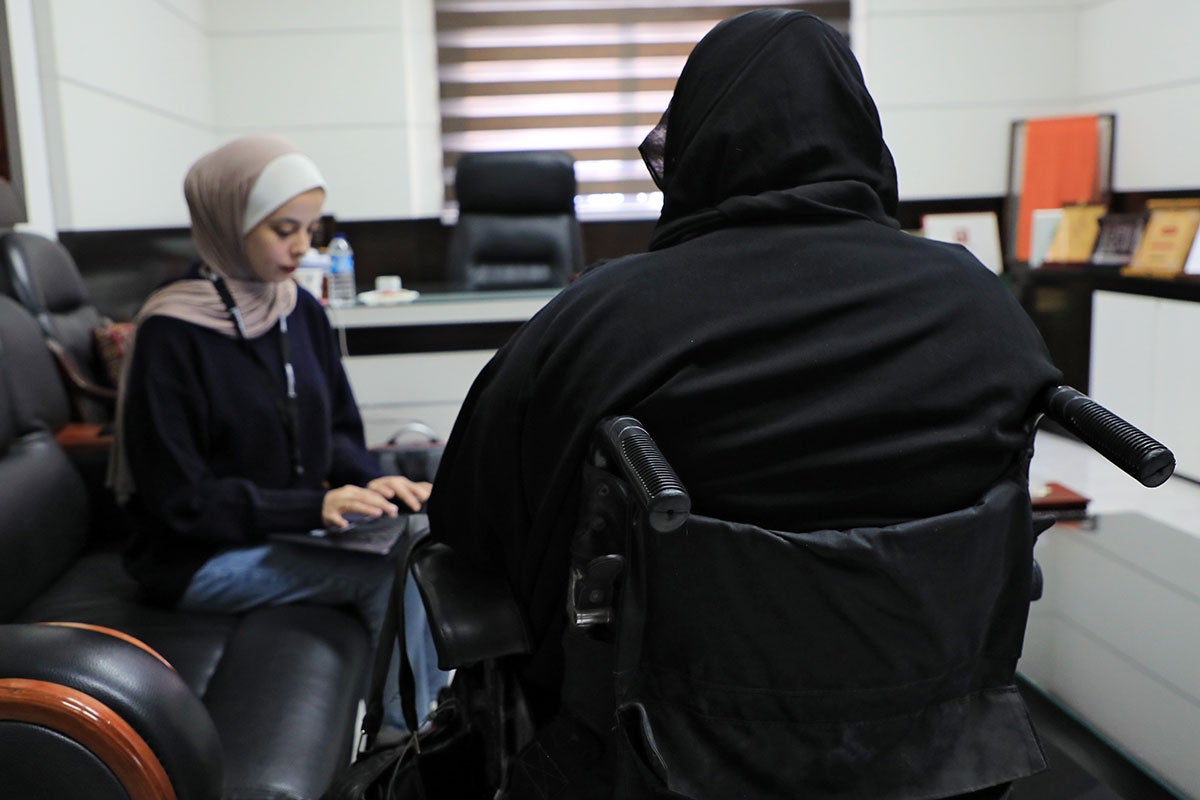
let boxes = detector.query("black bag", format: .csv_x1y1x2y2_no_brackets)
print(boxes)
372,423,444,483
323,699,487,800
322,533,488,800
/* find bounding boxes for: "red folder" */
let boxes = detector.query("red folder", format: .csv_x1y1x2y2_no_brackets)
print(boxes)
1032,481,1090,521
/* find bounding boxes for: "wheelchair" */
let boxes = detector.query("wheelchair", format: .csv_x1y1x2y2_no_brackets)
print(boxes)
400,386,1173,800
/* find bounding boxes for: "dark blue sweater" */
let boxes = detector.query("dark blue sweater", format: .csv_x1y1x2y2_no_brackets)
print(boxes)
122,282,380,602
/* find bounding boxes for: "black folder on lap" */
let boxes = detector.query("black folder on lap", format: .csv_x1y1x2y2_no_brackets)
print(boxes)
270,512,427,555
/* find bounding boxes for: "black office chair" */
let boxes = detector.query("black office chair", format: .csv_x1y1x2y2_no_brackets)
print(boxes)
445,151,584,291
0,294,122,538
0,231,118,424
406,387,1174,799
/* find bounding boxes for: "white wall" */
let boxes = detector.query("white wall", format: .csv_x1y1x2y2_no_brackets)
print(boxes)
859,0,1087,200
206,0,443,222
14,0,1200,232
25,0,441,232
1076,0,1200,192
33,0,212,230
859,0,1200,200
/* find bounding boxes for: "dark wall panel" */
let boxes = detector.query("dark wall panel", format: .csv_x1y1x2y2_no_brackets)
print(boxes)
60,197,1007,321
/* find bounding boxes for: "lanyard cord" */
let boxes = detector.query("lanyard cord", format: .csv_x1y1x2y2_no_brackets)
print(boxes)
203,266,305,480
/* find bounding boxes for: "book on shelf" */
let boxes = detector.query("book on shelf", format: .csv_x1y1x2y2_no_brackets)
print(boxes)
1090,212,1148,268
1122,207,1200,278
920,212,1003,274
1042,204,1105,265
1029,208,1063,268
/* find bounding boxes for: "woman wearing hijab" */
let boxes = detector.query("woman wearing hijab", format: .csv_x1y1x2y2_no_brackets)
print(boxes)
114,135,446,730
429,9,1060,799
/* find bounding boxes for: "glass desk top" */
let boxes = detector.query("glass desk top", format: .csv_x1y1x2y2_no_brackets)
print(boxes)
324,287,560,329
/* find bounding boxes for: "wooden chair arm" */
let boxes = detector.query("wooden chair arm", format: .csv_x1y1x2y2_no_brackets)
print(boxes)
53,422,114,453
45,338,117,405
0,678,178,800
0,623,223,800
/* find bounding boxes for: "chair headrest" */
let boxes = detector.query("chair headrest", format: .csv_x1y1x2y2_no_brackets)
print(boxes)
455,151,578,215
0,232,90,315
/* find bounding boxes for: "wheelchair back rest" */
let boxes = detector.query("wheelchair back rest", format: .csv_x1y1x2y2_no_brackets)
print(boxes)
600,477,1043,799
619,477,1035,702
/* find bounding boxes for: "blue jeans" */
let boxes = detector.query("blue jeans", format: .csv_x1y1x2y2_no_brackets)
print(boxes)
178,540,449,731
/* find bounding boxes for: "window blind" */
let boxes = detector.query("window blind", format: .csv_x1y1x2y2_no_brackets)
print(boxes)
436,0,851,218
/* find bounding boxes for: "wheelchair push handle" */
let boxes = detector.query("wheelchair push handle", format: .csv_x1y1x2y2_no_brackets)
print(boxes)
596,417,691,532
1041,385,1175,488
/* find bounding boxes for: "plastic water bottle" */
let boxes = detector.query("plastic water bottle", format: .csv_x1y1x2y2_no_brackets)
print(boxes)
327,234,357,307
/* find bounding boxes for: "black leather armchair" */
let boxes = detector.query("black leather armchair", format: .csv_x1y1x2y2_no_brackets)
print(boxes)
0,296,375,800
0,294,118,537
0,231,117,424
0,622,224,800
446,150,584,290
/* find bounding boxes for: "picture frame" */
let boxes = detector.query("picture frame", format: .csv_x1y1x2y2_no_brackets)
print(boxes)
1004,113,1115,268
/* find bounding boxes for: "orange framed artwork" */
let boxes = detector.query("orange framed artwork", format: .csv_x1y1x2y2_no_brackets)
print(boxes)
1005,114,1115,266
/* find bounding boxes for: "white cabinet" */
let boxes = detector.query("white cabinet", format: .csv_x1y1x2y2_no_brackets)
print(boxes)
341,350,495,445
1090,291,1200,481
326,290,557,445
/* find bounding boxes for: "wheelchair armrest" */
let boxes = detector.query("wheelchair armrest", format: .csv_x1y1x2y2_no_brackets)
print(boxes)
594,416,690,532
0,623,223,800
410,542,532,670
1041,385,1174,487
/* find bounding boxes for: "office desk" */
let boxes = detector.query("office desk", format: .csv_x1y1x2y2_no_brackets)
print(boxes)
326,289,558,444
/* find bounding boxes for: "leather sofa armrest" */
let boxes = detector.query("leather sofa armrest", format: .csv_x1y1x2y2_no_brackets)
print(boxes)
410,541,531,670
0,623,224,800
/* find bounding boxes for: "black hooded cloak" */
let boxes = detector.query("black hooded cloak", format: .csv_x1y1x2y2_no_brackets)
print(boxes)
428,9,1060,722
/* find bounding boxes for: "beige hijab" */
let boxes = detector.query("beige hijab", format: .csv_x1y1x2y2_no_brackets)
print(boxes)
139,135,328,335
109,135,326,502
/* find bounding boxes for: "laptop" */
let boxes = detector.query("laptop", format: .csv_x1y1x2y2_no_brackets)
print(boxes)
270,512,428,556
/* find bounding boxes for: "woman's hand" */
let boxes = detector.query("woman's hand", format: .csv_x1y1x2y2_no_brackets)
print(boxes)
322,484,403,529
367,475,432,513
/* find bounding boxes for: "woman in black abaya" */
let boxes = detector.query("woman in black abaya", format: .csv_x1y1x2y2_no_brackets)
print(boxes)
429,9,1060,798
